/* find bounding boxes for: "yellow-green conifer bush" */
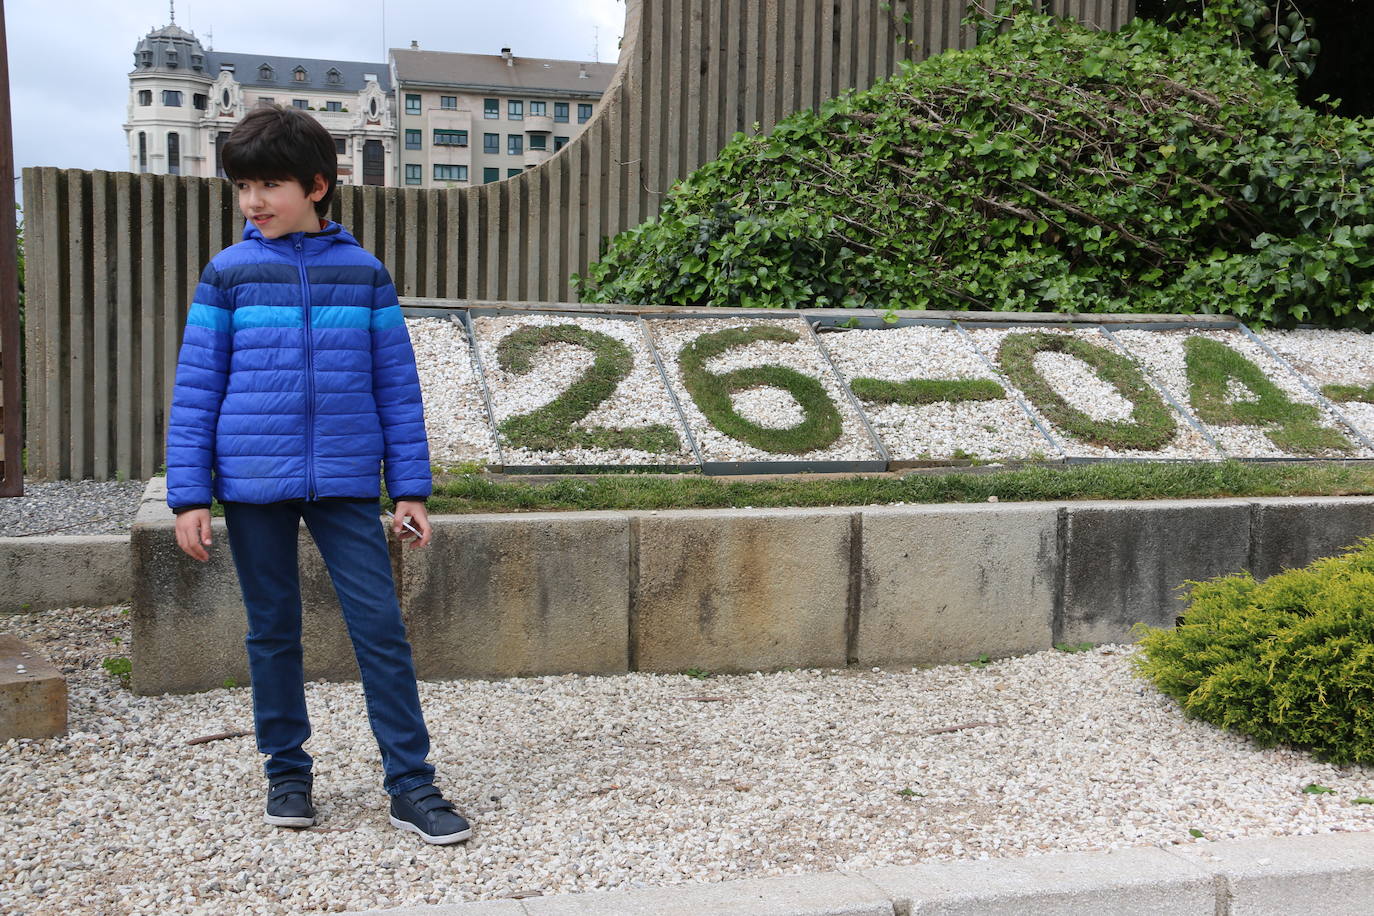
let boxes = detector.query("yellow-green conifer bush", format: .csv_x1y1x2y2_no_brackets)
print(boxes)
1134,539,1374,765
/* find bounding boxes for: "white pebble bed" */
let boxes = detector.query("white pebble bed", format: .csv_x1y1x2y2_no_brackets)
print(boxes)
965,328,1222,460
646,317,882,463
1112,329,1374,459
821,326,1057,461
1259,329,1374,447
470,315,694,467
4,605,1373,915
408,318,500,467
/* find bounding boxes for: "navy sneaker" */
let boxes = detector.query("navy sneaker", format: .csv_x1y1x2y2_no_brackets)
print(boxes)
389,784,472,844
264,774,316,828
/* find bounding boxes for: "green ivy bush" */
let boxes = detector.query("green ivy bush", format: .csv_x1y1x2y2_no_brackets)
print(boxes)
575,15,1374,329
1134,538,1374,765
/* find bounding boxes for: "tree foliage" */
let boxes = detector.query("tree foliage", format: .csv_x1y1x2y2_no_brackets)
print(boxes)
575,15,1374,328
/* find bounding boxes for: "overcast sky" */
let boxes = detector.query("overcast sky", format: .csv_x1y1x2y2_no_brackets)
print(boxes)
6,0,626,177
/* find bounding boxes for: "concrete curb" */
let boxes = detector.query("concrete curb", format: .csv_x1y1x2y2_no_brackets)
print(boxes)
341,832,1374,915
0,533,132,614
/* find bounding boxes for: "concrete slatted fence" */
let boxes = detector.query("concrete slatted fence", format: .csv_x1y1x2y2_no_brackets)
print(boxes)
21,0,1134,481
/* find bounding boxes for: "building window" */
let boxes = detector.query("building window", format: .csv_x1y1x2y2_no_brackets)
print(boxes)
325,101,343,112
508,135,523,155
259,64,274,81
162,90,183,107
292,99,308,109
222,89,231,107
483,167,500,184
138,132,147,172
530,101,546,117
257,97,275,107
528,134,547,151
508,100,523,120
434,129,467,146
406,94,421,115
508,168,523,178
441,95,457,110
193,93,208,110
293,67,307,82
363,139,384,186
434,164,468,181
554,102,569,123
405,129,422,150
327,68,343,85
138,50,153,67
578,103,593,123
166,50,179,68
406,164,422,185
484,98,499,119
334,137,347,155
483,133,499,154
138,89,152,106
554,135,570,151
190,53,204,71
168,133,181,176
215,130,230,177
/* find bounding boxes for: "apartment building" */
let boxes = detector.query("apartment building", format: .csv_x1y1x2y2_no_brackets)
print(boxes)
389,45,616,188
126,21,395,185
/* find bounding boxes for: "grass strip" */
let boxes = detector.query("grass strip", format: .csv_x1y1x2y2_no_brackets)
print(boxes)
1322,382,1374,405
409,460,1374,514
850,377,1004,405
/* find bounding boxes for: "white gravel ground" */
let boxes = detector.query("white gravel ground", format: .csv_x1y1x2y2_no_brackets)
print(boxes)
819,326,1057,462
964,328,1222,460
646,317,883,463
1258,328,1374,447
0,478,149,538
470,314,694,467
4,605,1373,916
1112,329,1374,459
408,318,500,468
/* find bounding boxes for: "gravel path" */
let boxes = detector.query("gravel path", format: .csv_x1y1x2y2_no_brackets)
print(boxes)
0,478,149,538
3,605,1372,916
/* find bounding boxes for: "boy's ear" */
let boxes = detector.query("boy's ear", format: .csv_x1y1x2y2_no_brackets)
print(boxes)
308,173,328,201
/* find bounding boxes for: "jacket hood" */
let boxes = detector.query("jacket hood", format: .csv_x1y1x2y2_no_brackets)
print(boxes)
241,219,362,251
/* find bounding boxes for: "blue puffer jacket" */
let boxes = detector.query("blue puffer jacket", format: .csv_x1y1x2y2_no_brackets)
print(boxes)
165,221,431,511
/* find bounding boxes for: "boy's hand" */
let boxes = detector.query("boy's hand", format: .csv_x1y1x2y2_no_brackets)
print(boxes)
174,508,213,562
392,500,432,549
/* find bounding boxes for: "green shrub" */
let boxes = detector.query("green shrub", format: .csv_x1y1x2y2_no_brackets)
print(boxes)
1134,538,1374,765
575,15,1374,328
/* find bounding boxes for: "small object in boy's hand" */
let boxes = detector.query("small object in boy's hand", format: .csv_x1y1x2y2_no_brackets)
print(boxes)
384,509,423,539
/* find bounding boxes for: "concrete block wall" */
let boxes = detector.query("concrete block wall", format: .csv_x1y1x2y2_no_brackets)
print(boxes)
128,479,1374,695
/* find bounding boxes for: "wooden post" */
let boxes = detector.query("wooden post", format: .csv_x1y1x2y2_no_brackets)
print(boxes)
0,0,22,496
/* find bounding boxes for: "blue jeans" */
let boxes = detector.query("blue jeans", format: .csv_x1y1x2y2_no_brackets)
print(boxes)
221,498,435,796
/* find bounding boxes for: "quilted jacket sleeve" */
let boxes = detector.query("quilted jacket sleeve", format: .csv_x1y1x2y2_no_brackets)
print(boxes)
371,265,432,501
166,264,232,511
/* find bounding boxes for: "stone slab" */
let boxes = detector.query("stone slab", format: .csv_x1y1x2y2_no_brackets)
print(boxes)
1060,499,1251,644
632,509,853,674
0,635,66,739
343,902,527,916
862,845,1215,915
1166,832,1374,916
520,872,893,915
1248,497,1374,580
130,482,387,695
0,535,132,614
857,504,1058,666
402,513,630,679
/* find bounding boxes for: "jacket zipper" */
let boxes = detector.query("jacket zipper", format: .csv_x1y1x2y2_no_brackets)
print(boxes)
295,239,316,500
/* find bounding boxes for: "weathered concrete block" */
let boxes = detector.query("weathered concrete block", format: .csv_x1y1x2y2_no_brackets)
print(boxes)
1249,497,1374,580
1061,500,1251,644
1166,833,1374,916
521,871,893,915
633,509,852,674
0,635,67,740
0,535,132,614
857,504,1058,666
343,902,526,916
402,513,630,679
863,845,1215,915
131,482,377,695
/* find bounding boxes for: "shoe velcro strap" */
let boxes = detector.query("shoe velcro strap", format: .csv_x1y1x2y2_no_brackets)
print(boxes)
269,779,312,802
408,787,454,814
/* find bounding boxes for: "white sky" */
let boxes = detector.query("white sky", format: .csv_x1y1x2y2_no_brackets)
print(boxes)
5,0,626,175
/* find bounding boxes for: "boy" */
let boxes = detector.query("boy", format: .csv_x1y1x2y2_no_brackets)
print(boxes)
165,106,470,845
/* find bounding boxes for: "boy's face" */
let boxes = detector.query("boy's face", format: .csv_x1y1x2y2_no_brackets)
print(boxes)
235,174,327,238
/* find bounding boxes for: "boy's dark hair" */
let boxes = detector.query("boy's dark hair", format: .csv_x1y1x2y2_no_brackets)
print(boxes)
221,106,338,217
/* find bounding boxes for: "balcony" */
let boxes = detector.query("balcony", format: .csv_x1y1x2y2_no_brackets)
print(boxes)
524,147,552,168
525,114,554,134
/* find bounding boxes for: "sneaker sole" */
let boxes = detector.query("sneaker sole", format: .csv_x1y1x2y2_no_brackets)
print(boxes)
264,813,316,828
389,814,472,844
